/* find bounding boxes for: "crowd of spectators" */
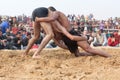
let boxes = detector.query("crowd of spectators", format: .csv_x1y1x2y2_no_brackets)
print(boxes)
67,14,120,47
0,14,120,50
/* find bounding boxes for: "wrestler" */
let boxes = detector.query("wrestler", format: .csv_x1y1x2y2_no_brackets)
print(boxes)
22,7,55,58
35,6,111,57
22,7,87,58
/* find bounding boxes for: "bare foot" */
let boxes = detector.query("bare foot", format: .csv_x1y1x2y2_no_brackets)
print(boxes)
105,54,112,58
32,55,41,59
21,52,28,58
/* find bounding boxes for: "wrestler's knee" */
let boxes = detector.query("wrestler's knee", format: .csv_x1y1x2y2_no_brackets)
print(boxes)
33,35,40,41
51,33,54,38
48,32,54,38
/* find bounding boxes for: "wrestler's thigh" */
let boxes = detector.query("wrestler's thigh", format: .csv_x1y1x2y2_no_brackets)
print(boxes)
40,22,53,34
77,41,90,50
33,22,40,37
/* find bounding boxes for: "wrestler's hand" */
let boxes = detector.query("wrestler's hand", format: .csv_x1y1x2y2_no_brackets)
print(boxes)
35,17,39,22
81,35,87,40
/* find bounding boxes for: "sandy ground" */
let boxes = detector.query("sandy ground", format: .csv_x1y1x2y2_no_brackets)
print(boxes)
0,47,120,80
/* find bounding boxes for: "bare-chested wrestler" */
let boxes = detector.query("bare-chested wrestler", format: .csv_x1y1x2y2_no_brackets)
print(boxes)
22,7,87,58
35,6,111,57
22,7,55,58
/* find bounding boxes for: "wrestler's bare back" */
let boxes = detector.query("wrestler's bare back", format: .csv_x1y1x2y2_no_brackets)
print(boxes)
55,11,72,31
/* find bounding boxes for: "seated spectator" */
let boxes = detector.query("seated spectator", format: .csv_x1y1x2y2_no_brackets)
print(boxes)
118,30,120,43
92,29,107,46
21,30,27,39
21,32,31,49
102,31,108,46
3,28,15,49
108,32,119,47
83,30,94,45
32,44,39,49
0,30,8,49
0,40,5,49
3,28,15,37
12,32,22,49
12,25,19,35
113,32,119,46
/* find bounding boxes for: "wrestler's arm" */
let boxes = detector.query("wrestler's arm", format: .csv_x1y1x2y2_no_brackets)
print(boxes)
54,21,87,41
53,38,68,49
35,17,55,22
36,14,87,41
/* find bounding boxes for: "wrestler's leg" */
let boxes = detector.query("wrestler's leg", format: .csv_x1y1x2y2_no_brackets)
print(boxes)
32,22,54,58
22,22,40,56
77,41,111,57
73,49,95,57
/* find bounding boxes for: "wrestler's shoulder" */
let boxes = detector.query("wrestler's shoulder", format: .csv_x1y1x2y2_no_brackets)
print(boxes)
55,11,64,16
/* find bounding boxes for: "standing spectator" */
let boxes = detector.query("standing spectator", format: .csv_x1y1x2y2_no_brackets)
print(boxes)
8,17,13,30
0,18,9,34
109,17,114,29
80,21,85,33
0,16,2,24
99,20,104,32
80,15,85,22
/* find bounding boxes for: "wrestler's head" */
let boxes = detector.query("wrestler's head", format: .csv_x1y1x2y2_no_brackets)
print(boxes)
48,6,56,11
32,7,48,21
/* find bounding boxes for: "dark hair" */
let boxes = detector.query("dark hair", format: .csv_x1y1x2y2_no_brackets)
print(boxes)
48,6,56,11
16,32,21,35
27,32,31,36
110,34,114,37
32,7,48,21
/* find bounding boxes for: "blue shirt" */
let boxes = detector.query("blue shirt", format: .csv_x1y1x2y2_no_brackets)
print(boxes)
0,21,9,33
